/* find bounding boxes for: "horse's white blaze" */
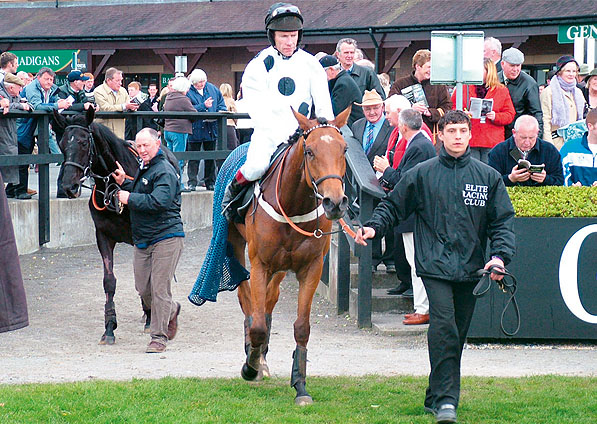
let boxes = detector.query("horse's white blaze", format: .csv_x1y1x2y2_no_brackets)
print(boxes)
320,134,334,144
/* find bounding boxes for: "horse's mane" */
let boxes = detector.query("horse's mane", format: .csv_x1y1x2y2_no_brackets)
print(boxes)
89,122,138,171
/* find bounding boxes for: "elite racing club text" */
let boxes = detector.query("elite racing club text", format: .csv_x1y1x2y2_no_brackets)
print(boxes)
462,184,488,207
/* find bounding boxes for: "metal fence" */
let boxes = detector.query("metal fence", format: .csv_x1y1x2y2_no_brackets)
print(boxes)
0,109,249,245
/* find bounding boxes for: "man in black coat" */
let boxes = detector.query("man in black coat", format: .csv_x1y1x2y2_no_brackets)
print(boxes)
488,115,563,187
113,128,184,354
356,110,515,424
319,55,363,126
498,47,543,139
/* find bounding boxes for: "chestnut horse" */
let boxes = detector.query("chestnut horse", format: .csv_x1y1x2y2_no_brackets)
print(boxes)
229,107,350,405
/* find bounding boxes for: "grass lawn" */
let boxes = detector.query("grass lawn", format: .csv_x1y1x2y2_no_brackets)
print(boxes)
0,375,595,423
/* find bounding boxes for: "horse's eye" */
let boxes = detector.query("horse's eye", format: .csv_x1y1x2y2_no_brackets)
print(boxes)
305,149,314,158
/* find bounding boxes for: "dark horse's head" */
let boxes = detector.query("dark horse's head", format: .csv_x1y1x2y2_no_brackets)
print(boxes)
293,106,351,221
52,107,98,198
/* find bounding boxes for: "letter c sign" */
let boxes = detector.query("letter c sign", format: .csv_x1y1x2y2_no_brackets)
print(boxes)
559,224,597,324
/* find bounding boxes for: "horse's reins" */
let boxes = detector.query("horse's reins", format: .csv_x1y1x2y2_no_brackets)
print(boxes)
274,123,357,239
474,266,521,336
62,124,135,214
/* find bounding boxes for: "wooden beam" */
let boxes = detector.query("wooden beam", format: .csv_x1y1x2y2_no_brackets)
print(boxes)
92,50,116,79
382,42,411,74
186,48,208,71
155,52,175,74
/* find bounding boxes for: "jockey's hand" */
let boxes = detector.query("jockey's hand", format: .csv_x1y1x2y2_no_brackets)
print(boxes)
111,161,126,185
117,190,129,205
484,257,505,281
355,227,376,246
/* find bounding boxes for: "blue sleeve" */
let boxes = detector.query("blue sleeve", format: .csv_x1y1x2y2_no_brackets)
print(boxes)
543,146,564,186
26,84,58,111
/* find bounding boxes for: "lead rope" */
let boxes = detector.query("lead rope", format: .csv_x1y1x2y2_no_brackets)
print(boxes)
474,266,521,336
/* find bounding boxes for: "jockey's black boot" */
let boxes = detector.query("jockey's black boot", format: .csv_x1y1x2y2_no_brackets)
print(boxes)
222,171,250,222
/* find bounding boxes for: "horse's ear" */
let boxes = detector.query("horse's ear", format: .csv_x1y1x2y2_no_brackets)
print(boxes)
85,106,95,126
332,105,351,129
291,107,312,131
52,109,67,132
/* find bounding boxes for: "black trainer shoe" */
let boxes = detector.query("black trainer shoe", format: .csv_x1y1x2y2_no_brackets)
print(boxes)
436,404,457,423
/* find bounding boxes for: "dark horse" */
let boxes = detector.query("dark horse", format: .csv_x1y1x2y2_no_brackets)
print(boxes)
52,107,177,344
229,107,350,405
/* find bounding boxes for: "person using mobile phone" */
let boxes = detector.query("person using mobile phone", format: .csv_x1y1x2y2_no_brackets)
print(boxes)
488,115,564,186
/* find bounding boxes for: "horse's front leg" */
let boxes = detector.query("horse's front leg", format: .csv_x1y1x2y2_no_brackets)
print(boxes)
291,258,324,405
97,231,118,345
241,261,270,381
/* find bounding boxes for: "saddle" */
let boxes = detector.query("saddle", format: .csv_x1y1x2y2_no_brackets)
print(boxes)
227,143,290,223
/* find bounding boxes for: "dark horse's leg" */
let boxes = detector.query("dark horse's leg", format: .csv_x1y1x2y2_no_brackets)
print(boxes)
97,231,118,345
290,258,324,405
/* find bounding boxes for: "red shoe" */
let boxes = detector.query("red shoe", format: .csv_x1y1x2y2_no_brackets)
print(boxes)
404,313,415,319
403,313,429,325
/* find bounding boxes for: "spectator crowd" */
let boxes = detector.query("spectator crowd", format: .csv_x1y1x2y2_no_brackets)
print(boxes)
2,37,595,201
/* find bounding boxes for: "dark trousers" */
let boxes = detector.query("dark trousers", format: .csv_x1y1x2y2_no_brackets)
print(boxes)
5,143,34,197
187,141,216,188
392,228,412,286
422,277,477,410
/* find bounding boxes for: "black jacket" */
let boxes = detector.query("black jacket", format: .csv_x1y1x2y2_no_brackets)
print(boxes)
328,70,363,126
499,71,543,139
379,132,436,233
351,117,392,166
488,136,564,186
55,83,87,112
122,151,184,247
349,63,386,99
366,147,515,282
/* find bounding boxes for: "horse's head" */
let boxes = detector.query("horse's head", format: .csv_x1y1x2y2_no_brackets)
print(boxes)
293,106,351,220
53,107,96,198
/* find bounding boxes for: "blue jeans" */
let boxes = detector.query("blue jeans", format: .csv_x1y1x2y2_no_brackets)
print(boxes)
164,131,188,184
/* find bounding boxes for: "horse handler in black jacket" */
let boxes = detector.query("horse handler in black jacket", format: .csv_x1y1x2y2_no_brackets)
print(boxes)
356,110,516,424
113,128,184,354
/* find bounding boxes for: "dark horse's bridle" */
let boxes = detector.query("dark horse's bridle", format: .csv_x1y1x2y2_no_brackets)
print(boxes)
274,122,356,239
62,124,133,214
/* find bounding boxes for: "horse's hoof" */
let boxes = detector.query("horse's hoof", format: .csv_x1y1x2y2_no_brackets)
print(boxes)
99,335,115,345
143,324,151,334
295,395,313,406
241,363,258,381
256,357,270,381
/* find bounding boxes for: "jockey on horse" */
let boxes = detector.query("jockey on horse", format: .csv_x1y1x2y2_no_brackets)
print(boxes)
222,2,335,216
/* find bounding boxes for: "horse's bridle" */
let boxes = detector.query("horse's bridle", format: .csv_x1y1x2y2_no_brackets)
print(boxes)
302,123,345,200
62,124,95,184
62,124,130,214
274,123,356,239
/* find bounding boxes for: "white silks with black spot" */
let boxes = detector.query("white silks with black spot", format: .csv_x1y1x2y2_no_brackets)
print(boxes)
239,46,334,181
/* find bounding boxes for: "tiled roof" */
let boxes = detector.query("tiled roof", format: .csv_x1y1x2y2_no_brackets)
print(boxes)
0,0,594,41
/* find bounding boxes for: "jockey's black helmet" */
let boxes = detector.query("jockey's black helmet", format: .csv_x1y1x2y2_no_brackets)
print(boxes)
265,3,304,48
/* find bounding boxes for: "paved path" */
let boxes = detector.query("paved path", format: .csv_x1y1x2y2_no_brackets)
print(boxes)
2,227,596,385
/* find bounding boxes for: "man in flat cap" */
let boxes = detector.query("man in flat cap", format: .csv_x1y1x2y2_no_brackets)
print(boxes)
499,47,543,140
319,54,363,126
0,73,29,189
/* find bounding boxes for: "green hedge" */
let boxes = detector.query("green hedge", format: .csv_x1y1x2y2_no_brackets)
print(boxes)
507,186,597,217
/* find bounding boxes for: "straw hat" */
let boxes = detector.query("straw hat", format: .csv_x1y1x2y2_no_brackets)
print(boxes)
355,89,383,106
